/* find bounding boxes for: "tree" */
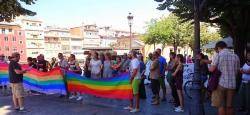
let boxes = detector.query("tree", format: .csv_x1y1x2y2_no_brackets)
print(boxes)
155,0,250,64
0,0,36,22
142,14,221,52
142,14,191,52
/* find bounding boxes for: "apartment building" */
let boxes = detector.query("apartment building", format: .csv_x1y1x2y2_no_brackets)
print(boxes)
0,22,27,62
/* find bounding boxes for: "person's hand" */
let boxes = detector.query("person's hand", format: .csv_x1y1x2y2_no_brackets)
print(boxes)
172,73,176,77
240,68,244,73
130,78,133,84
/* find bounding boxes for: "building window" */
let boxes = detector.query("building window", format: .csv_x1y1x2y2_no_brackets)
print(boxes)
20,51,23,54
32,52,38,54
2,28,5,34
31,23,36,26
13,48,17,52
9,29,12,32
19,41,23,44
5,46,9,51
26,22,29,25
39,24,41,26
19,32,22,36
13,37,16,41
4,36,8,41
33,35,38,39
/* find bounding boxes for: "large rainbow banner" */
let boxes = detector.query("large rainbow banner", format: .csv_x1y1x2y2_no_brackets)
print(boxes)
66,71,133,100
0,64,66,95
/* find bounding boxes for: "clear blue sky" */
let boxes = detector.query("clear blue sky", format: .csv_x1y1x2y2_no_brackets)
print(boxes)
23,0,169,33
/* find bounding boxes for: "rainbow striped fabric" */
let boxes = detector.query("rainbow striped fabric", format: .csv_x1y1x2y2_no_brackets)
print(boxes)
0,63,133,99
0,64,66,95
66,71,133,100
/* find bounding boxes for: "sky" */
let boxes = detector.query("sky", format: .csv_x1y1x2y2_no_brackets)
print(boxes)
23,0,169,33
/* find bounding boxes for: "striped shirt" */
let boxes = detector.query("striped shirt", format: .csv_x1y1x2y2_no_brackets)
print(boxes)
211,49,240,89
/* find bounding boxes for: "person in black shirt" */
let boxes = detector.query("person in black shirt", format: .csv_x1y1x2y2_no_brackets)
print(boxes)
37,54,49,72
27,57,37,69
9,52,31,112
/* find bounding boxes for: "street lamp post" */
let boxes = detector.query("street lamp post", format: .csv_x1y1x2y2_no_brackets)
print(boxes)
189,0,204,115
127,12,133,51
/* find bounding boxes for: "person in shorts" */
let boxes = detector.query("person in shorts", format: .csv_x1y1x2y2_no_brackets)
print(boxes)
123,50,141,113
9,52,31,112
209,41,240,115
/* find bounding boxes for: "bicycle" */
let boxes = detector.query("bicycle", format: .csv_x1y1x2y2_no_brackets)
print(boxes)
184,75,210,102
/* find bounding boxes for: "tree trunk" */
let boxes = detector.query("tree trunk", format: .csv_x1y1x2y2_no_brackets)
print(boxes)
153,43,156,50
162,43,165,54
173,38,177,53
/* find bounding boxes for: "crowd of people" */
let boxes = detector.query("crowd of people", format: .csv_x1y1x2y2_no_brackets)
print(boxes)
0,40,250,114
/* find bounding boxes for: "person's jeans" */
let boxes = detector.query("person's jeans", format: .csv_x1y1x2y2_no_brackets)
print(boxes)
238,82,250,111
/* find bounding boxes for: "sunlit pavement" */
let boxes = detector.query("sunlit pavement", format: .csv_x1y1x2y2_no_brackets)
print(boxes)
0,85,243,115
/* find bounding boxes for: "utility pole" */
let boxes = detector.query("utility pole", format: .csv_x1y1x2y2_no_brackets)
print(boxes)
189,0,204,115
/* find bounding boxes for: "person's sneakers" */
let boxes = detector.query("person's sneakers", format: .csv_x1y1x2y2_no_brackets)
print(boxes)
13,107,19,111
174,106,184,112
123,106,133,110
151,100,160,105
18,108,29,113
69,95,76,100
130,108,140,113
76,96,83,101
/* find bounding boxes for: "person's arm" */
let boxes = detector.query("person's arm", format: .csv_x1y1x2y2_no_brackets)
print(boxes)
172,64,181,77
14,69,27,74
243,69,250,74
14,63,27,74
209,54,219,72
130,68,138,82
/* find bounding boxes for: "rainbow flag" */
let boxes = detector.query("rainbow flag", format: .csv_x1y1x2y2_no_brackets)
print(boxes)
0,64,8,85
66,71,133,100
0,64,66,95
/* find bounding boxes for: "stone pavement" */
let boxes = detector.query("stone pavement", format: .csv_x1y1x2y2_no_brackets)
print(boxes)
0,85,244,115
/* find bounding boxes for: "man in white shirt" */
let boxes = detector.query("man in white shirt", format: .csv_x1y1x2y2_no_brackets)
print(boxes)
124,50,141,113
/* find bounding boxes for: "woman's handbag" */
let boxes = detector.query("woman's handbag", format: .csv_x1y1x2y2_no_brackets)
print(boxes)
208,68,221,91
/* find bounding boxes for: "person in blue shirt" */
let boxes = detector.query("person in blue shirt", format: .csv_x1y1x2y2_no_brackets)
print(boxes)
156,48,167,101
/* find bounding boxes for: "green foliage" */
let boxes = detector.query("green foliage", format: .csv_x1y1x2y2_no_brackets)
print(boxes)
0,0,36,22
142,14,221,50
155,0,250,63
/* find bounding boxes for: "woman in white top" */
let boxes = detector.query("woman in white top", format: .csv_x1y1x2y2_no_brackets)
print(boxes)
144,53,153,84
239,52,250,113
90,51,102,79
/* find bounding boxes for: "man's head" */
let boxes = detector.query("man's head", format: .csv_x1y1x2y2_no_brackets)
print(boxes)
123,53,128,60
148,53,153,60
11,52,20,62
169,52,176,60
39,54,45,61
0,54,4,61
128,50,137,59
69,54,76,61
58,53,63,60
27,57,33,64
152,51,159,60
156,48,161,56
215,41,227,52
